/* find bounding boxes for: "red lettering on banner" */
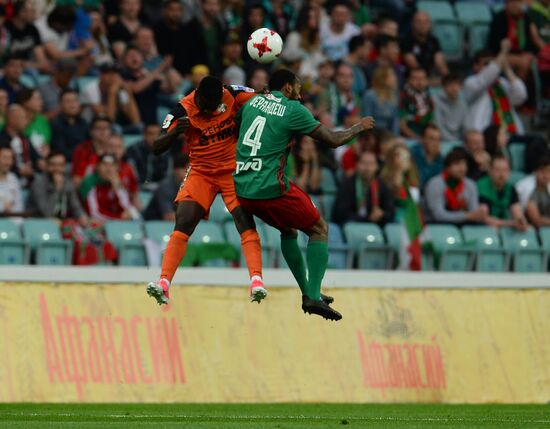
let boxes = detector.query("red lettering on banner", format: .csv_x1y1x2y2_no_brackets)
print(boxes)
357,330,446,393
38,295,186,400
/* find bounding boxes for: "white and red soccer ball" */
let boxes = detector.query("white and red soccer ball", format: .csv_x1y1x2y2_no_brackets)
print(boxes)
247,28,283,64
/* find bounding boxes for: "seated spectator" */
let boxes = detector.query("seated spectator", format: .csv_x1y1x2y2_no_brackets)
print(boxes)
530,0,550,50
122,46,176,125
283,4,327,81
72,116,112,186
320,1,360,62
108,0,144,60
81,63,141,130
516,156,550,208
221,31,245,76
424,148,487,225
50,89,88,161
154,0,208,76
380,142,420,221
126,123,171,189
463,44,527,134
463,130,491,181
27,152,87,224
88,9,114,68
17,89,51,157
144,154,189,220
333,151,395,225
247,67,269,93
0,54,26,104
197,0,226,75
293,136,322,195
0,147,23,215
478,155,528,229
399,67,433,138
264,0,295,40
343,35,370,95
38,58,78,119
525,157,550,226
411,123,444,188
0,89,8,131
401,11,449,79
79,154,137,221
366,34,405,88
433,73,468,141
105,134,140,210
317,62,362,127
487,0,537,80
5,0,49,73
0,104,40,184
362,65,399,135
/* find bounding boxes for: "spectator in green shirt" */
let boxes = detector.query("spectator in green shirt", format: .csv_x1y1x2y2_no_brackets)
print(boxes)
17,88,51,157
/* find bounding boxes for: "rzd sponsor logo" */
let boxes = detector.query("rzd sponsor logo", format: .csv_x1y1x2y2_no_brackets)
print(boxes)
236,158,262,174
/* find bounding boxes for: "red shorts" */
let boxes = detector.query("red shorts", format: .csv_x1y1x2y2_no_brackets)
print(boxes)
238,183,320,232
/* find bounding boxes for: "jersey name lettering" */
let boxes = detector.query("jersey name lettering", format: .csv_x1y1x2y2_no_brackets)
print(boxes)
249,97,287,117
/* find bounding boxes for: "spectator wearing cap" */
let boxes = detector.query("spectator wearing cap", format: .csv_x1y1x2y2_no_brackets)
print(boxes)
433,74,468,141
423,148,487,225
366,34,405,88
0,54,26,105
81,62,141,130
79,154,136,221
144,154,189,221
38,58,78,119
401,11,449,79
71,116,112,187
362,65,400,135
50,89,88,161
27,152,87,225
154,0,208,76
126,123,171,189
317,62,362,127
411,123,444,188
320,1,360,62
107,0,145,60
525,157,550,227
477,155,528,230
0,147,23,215
0,104,41,185
121,46,176,125
343,35,371,95
463,43,527,134
283,4,327,81
17,89,51,158
399,67,433,139
487,0,537,81
183,64,210,96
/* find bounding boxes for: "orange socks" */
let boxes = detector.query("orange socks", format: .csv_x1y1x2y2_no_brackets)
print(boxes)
240,229,262,278
161,231,189,282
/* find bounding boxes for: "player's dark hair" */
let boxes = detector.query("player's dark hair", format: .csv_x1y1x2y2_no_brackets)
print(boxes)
348,35,366,53
442,73,462,86
444,147,468,168
196,76,223,103
269,69,298,91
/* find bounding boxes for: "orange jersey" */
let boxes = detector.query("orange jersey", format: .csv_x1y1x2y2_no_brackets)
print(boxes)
167,86,256,175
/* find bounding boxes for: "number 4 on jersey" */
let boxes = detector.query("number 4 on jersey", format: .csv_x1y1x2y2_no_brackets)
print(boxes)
242,116,266,156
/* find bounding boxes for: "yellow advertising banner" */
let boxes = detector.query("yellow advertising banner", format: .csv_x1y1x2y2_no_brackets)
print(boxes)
0,283,549,403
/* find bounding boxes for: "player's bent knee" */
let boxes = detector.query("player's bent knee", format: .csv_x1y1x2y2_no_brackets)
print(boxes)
231,206,256,234
306,218,328,240
174,201,205,235
280,228,298,239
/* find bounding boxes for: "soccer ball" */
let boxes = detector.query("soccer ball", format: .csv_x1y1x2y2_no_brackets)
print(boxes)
247,28,283,64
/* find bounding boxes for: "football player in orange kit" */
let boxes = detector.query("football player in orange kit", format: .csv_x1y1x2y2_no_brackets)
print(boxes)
146,76,265,305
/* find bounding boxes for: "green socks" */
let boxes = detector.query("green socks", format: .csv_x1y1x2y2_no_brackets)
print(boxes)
280,235,307,295
306,240,328,301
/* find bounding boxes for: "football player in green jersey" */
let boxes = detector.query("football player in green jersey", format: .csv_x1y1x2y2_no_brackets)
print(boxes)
234,69,375,321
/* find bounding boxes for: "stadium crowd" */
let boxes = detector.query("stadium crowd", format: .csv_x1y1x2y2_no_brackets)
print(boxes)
0,0,549,267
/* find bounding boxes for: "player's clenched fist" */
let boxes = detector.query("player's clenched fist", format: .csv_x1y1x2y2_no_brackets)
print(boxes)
174,117,190,135
360,116,375,131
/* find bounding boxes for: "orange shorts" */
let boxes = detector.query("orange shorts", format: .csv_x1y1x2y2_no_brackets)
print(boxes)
175,168,239,218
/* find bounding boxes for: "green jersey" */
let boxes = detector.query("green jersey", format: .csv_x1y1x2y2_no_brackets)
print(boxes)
233,91,320,199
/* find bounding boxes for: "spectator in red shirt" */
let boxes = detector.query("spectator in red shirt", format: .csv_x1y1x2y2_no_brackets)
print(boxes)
71,116,112,187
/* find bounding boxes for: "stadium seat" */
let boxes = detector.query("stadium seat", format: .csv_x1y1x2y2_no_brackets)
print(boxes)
326,223,352,269
22,219,72,265
209,194,232,223
468,23,490,57
123,134,142,148
462,225,509,272
188,221,235,267
0,219,28,265
508,171,526,186
139,191,153,210
77,76,97,92
433,22,464,62
417,1,456,22
500,227,546,272
104,221,147,266
455,1,492,26
441,141,461,157
425,224,474,271
508,143,525,172
254,220,278,268
343,222,392,270
144,221,173,245
157,106,171,125
384,223,435,270
320,168,338,194
539,227,550,252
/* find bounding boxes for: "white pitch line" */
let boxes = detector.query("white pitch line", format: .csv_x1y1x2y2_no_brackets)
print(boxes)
1,413,549,424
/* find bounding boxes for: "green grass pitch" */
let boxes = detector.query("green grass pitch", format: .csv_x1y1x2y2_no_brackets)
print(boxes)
0,404,549,428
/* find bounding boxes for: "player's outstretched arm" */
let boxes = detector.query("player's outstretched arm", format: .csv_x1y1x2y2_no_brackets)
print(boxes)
309,116,375,149
153,117,189,155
